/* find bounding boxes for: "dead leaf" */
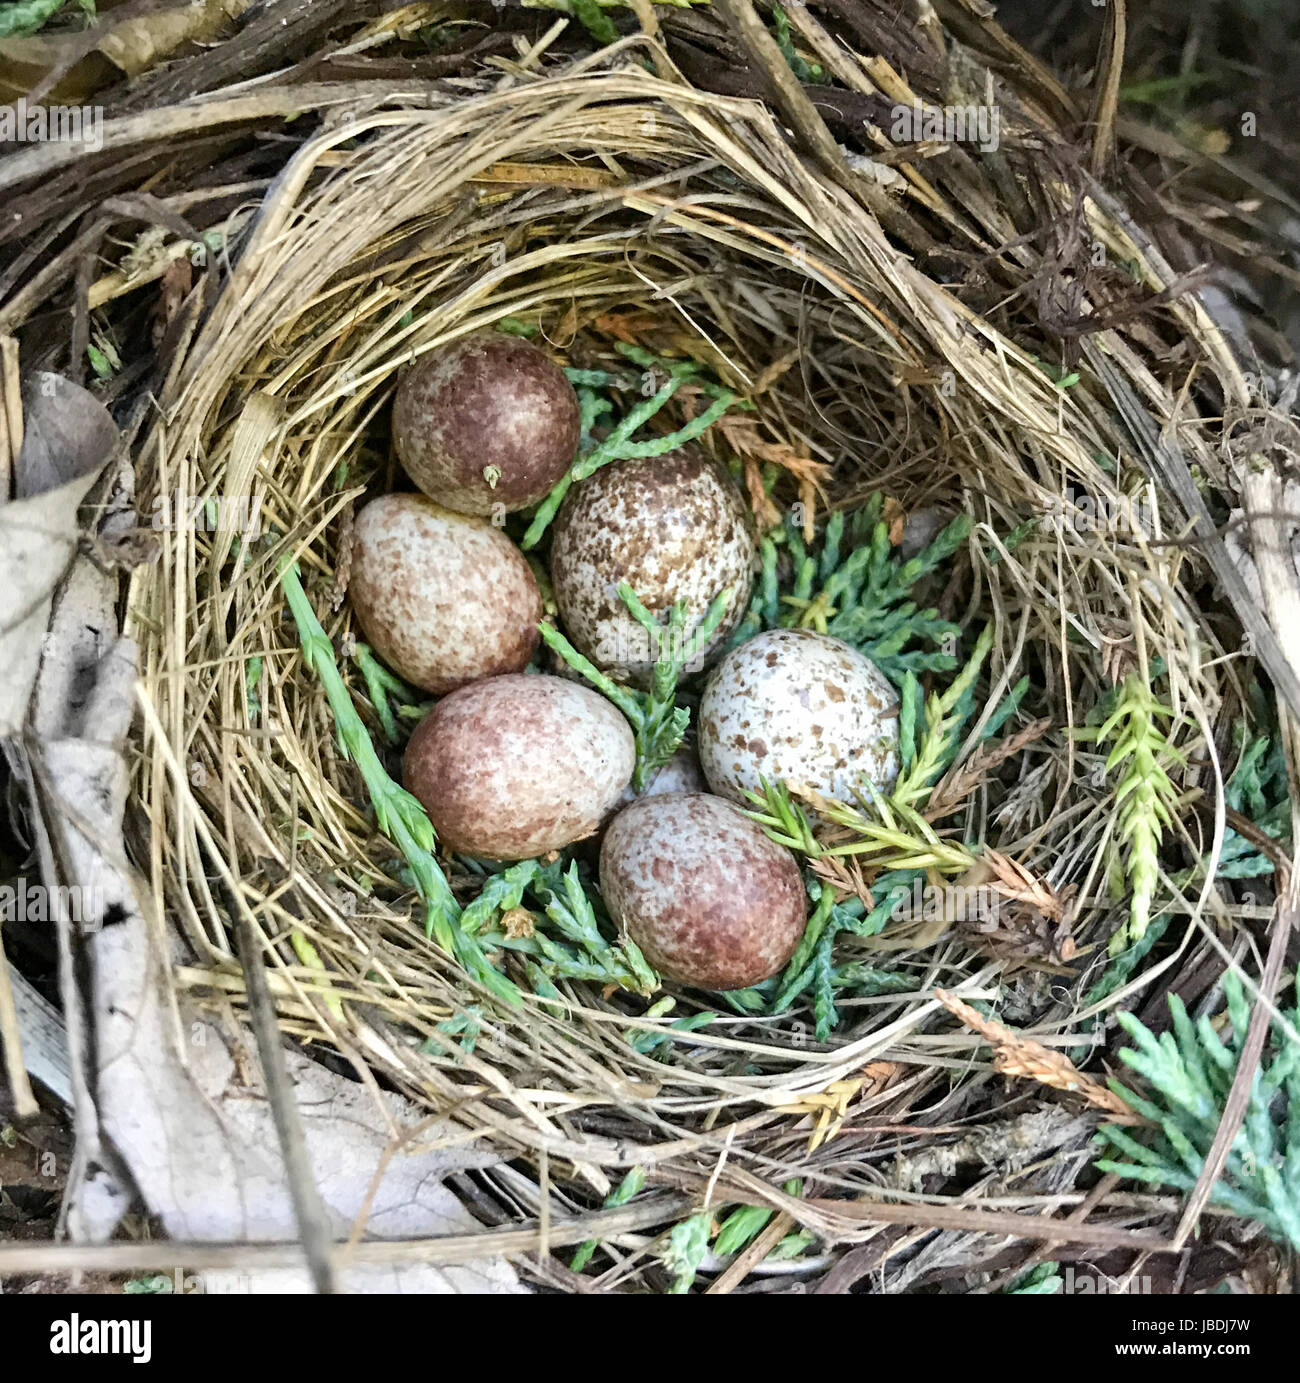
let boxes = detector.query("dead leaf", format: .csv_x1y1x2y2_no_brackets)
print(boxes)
151,256,193,346
0,373,116,737
12,456,524,1292
0,0,253,103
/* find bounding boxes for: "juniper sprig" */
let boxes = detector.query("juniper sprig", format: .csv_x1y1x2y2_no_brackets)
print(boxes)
736,500,971,681
893,623,995,807
279,560,520,1006
661,1211,713,1294
522,344,738,549
1214,716,1293,879
570,1166,647,1272
541,582,731,789
1096,970,1300,1250
350,640,427,743
1082,671,1182,955
462,856,658,996
743,776,976,874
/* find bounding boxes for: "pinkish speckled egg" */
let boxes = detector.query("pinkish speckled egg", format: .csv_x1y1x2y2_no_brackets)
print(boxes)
349,493,541,694
600,793,806,991
393,332,580,515
403,674,635,859
548,448,755,687
698,629,900,806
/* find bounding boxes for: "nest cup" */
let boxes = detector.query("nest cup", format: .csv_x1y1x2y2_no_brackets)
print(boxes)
127,62,1249,1197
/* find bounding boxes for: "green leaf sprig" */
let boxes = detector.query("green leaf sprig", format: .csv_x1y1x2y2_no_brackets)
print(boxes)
541,582,731,790
1080,671,1182,955
279,559,519,1005
522,343,738,549
1097,971,1300,1251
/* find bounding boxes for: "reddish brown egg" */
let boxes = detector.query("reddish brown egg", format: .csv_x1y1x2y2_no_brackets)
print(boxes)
600,793,806,990
403,674,635,859
349,493,540,694
392,331,580,515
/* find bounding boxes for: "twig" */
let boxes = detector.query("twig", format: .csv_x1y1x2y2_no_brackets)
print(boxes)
801,1197,1174,1253
227,882,337,1294
0,1195,694,1276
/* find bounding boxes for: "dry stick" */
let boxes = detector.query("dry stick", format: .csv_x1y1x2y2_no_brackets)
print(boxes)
704,1211,795,1295
0,82,451,194
800,1197,1173,1253
709,0,853,190
0,1195,692,1277
1087,0,1127,178
228,887,337,1294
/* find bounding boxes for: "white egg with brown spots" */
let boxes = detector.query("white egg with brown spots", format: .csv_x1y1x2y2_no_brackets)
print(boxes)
403,674,635,859
548,448,755,687
349,493,540,694
698,629,901,805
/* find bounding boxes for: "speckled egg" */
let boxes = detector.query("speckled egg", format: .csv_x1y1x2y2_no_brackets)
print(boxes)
600,793,806,991
548,448,755,687
698,629,901,805
349,493,541,694
609,741,707,819
403,674,635,859
392,331,580,515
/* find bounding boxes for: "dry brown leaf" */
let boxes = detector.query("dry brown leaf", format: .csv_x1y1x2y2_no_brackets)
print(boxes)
807,853,877,909
591,308,665,345
926,717,1052,820
150,256,193,347
934,990,1142,1123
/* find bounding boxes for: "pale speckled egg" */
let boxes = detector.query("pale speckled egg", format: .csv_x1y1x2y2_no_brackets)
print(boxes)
610,740,707,817
600,792,806,991
393,332,580,515
548,448,755,687
698,629,900,806
403,674,635,859
349,493,541,694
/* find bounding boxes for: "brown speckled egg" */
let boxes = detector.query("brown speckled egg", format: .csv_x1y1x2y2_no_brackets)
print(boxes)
698,629,901,806
600,793,806,991
549,448,755,687
350,494,540,694
393,332,580,515
403,674,635,859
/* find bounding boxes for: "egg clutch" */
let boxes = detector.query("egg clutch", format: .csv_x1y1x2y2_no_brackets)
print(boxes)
349,331,903,993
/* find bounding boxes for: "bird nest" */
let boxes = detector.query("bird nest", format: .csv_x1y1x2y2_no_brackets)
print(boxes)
123,43,1276,1275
